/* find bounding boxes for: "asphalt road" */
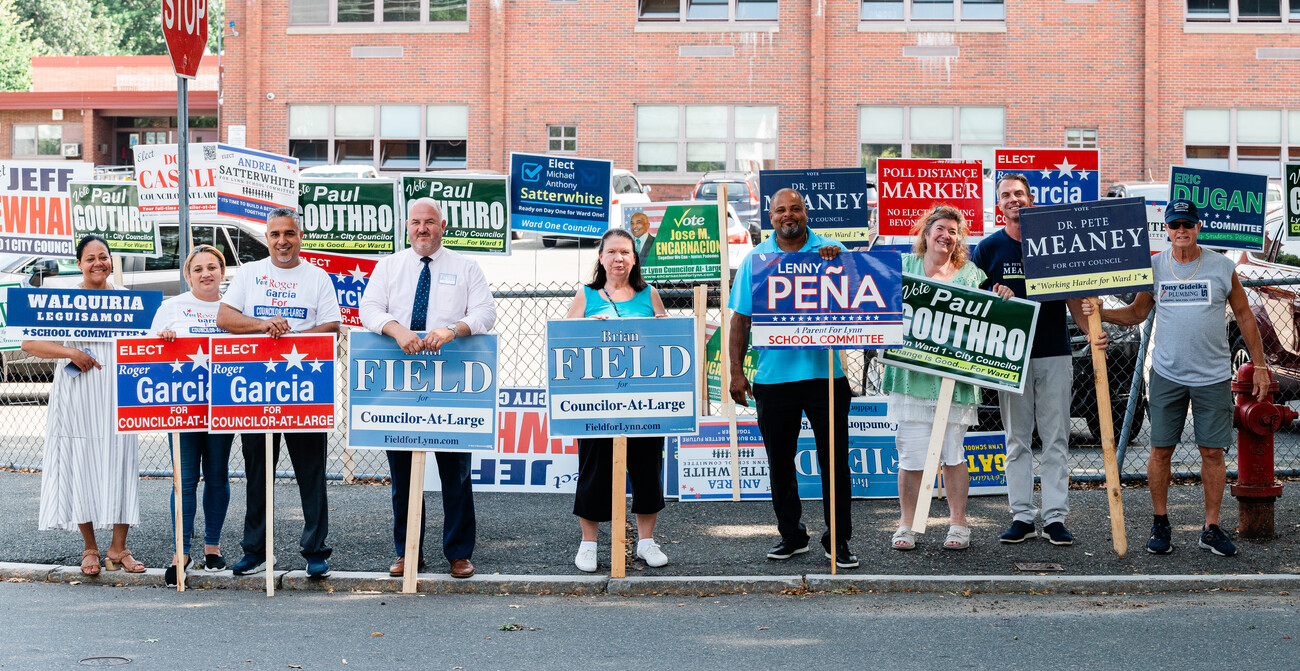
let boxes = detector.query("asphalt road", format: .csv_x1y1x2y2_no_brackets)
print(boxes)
0,582,1296,670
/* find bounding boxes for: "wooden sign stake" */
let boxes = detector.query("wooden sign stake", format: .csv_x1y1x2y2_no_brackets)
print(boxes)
171,432,185,592
827,352,837,575
717,185,741,501
112,256,124,288
610,436,628,578
402,451,427,593
1089,297,1127,557
912,377,956,534
265,433,275,597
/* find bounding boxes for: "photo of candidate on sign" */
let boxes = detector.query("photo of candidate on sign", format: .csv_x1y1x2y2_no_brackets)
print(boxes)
546,316,697,438
1020,197,1153,301
114,336,210,433
882,274,1040,394
348,330,498,452
632,201,723,282
6,288,163,342
299,179,401,254
749,250,904,350
208,333,336,434
1169,166,1268,251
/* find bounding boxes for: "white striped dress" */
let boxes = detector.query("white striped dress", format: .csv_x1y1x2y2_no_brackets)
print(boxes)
37,301,140,530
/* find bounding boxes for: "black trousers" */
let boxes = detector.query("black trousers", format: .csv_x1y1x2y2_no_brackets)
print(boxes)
753,377,853,544
240,432,332,560
387,450,476,561
573,437,665,522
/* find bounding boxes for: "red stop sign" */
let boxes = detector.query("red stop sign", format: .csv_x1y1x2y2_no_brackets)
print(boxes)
162,0,208,78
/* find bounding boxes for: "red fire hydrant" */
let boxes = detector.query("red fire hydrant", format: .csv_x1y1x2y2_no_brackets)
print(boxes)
1231,363,1293,539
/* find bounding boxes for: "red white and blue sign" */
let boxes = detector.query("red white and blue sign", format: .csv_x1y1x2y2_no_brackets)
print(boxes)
5,288,163,342
508,152,611,238
994,149,1100,229
301,250,374,328
348,330,498,452
215,143,299,224
208,333,336,434
749,251,904,349
114,336,210,433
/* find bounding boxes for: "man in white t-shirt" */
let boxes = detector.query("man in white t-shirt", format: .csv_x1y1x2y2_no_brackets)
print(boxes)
217,207,342,578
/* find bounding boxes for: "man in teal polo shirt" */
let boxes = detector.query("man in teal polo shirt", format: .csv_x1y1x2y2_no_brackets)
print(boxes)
728,188,857,569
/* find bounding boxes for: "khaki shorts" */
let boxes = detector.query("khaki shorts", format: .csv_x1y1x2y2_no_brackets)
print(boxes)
1147,370,1233,449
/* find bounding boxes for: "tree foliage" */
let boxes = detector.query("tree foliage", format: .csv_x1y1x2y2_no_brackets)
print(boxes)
0,0,41,91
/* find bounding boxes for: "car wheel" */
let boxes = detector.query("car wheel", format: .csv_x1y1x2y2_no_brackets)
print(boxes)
1230,335,1251,377
542,237,557,248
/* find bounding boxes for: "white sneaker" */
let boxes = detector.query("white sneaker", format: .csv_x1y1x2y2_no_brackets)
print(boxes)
636,540,668,568
574,545,598,573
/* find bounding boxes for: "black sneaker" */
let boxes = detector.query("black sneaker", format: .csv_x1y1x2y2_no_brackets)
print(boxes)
999,520,1038,543
1198,524,1239,557
1147,519,1173,555
820,537,859,569
163,557,190,587
231,553,265,576
204,554,226,573
1042,522,1074,546
766,538,810,560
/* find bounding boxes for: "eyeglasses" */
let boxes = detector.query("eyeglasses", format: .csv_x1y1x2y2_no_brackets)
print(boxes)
1165,221,1197,230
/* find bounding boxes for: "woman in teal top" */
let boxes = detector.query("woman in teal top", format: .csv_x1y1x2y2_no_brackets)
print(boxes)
882,205,1013,551
564,229,669,573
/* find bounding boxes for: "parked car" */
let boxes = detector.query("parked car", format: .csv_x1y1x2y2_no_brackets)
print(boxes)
299,164,380,179
1227,210,1300,401
1105,181,1170,250
541,169,651,248
692,171,761,239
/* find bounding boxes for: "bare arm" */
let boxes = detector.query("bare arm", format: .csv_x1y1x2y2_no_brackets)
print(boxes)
21,341,100,371
564,288,586,319
728,312,753,406
1228,272,1271,400
649,287,667,317
1096,292,1155,327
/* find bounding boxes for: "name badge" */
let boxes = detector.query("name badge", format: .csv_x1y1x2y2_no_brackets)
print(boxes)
439,273,457,286
1158,280,1211,306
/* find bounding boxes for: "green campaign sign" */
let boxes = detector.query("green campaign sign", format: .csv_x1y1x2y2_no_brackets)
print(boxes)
704,321,756,403
68,181,157,256
403,174,509,255
636,201,722,282
1286,163,1300,238
299,179,400,254
882,273,1039,394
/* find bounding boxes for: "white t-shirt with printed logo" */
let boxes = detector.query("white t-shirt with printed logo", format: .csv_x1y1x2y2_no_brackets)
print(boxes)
150,291,226,336
221,257,342,332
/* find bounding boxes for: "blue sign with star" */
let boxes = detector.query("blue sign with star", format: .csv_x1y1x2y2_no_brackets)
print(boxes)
5,288,163,342
1169,166,1268,251
994,148,1099,229
508,152,612,238
749,251,904,350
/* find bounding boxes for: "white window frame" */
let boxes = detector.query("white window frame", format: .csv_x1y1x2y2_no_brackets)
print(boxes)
858,105,1004,175
634,104,778,177
11,124,65,158
1185,0,1297,23
859,0,1005,23
637,0,779,24
1183,107,1299,177
288,0,468,28
287,103,469,172
1065,128,1098,149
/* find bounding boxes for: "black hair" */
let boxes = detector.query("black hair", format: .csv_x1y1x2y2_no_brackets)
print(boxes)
76,234,111,260
586,228,648,292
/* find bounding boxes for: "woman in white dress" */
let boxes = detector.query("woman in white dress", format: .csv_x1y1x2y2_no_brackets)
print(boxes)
25,235,143,575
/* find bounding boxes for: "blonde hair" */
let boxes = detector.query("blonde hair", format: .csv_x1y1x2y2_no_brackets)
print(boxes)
184,244,226,276
910,205,969,268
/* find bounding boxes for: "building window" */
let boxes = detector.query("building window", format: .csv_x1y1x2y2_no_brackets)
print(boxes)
13,124,64,156
858,105,1004,174
287,103,468,171
860,0,1004,21
1184,108,1300,177
1066,128,1098,149
548,125,576,152
1186,0,1297,22
635,105,777,174
290,0,467,25
638,0,779,22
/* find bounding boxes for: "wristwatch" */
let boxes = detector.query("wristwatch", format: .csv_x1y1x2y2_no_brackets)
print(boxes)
445,323,459,339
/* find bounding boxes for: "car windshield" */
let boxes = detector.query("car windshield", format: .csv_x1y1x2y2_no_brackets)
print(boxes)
1126,184,1170,202
698,182,749,201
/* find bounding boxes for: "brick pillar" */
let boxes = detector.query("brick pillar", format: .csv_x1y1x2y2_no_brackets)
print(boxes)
82,109,97,165
809,0,826,169
1143,0,1160,182
488,0,507,172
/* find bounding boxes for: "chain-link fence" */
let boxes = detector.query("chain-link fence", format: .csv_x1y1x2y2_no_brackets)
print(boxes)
3,272,1300,484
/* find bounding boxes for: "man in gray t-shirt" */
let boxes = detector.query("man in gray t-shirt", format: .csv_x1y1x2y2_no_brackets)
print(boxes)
1089,199,1270,558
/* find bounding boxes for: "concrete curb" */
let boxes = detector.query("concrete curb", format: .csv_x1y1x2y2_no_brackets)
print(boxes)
0,562,59,582
804,573,1300,594
608,576,804,596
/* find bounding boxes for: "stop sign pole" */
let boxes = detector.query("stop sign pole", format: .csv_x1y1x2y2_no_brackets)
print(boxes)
163,0,208,293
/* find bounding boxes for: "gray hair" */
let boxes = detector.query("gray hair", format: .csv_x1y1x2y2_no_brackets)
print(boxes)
407,197,443,219
266,207,302,229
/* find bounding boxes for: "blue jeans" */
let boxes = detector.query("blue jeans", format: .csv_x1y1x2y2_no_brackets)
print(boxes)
168,433,235,552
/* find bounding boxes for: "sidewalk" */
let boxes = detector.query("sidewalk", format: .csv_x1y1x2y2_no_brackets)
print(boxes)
1,471,1297,594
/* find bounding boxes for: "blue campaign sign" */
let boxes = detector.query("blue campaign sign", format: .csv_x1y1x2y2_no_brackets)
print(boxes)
5,288,163,342
758,168,871,248
348,330,498,452
750,250,903,350
509,152,611,238
1169,166,1268,251
1019,197,1153,300
546,317,698,438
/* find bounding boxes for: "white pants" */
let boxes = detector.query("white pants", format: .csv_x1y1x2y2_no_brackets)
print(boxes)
896,420,969,471
998,355,1071,525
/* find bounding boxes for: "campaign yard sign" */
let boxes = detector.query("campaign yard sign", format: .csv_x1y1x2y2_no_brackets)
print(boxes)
215,144,299,224
749,251,904,350
68,181,158,257
348,330,498,452
1019,197,1153,301
993,149,1099,229
300,179,400,254
300,251,374,328
1285,163,1300,238
114,336,210,433
634,201,723,281
509,153,611,238
132,143,219,218
208,333,336,434
877,159,984,237
676,419,771,501
0,283,23,351
6,288,163,342
0,161,94,257
704,321,756,403
757,169,872,248
403,174,509,254
882,274,1040,394
546,317,698,438
1170,166,1268,251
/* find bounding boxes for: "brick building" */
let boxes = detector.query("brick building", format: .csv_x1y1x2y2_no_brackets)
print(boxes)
215,1,1300,198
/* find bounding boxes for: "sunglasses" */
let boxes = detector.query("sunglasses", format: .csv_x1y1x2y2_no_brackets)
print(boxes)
1165,220,1198,230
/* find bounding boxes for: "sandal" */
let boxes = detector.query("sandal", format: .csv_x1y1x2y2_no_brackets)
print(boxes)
891,525,916,551
80,549,101,576
104,549,146,573
944,525,971,550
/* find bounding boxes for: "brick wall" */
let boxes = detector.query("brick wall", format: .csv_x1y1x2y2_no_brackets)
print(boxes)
0,109,86,161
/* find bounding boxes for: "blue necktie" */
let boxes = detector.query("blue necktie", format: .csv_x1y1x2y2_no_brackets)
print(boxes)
411,256,431,331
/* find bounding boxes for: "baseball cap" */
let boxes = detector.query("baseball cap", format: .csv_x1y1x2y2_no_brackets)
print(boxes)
1164,199,1199,225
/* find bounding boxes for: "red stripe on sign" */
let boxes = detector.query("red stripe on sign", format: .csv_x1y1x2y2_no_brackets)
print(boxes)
209,404,336,432
117,404,209,432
